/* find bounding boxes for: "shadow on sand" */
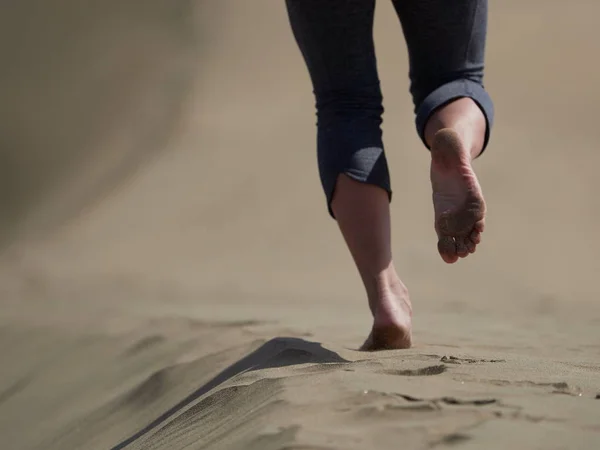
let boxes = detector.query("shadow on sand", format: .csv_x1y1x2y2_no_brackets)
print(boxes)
111,337,349,449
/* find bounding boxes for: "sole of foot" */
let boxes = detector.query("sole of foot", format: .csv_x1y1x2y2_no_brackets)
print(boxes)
430,128,486,264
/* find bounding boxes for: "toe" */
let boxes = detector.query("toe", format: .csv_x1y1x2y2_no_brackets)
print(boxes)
470,229,481,244
443,253,459,264
465,237,476,254
438,236,458,263
474,219,485,233
456,238,469,258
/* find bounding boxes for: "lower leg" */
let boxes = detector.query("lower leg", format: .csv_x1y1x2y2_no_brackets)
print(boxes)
425,98,488,263
331,175,412,350
285,0,412,350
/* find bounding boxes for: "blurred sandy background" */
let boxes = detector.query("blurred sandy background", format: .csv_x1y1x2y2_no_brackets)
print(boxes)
1,1,599,449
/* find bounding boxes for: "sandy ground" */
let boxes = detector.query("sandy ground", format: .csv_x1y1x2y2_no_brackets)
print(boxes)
1,1,599,449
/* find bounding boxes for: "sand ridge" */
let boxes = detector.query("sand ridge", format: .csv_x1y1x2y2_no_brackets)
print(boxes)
2,314,598,449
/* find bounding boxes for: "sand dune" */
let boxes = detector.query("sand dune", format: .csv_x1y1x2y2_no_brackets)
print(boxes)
1,1,599,449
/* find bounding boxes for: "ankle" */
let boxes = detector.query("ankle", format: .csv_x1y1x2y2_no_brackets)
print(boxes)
363,265,410,313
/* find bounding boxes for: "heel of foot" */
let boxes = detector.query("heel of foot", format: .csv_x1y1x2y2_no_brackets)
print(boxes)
432,128,461,148
362,323,412,351
430,128,467,170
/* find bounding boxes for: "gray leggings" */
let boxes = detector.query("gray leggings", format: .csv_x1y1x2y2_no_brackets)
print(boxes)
285,0,494,216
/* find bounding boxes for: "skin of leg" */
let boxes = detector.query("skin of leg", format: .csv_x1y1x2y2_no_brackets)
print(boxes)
332,175,412,350
285,0,412,350
392,0,493,263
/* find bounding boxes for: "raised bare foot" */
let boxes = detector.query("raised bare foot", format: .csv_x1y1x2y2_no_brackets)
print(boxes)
430,128,486,264
360,278,412,351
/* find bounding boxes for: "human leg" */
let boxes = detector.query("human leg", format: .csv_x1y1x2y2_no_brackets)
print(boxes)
285,0,412,349
392,0,493,263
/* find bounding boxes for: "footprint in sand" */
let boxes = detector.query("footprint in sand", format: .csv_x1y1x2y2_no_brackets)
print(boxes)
440,355,506,364
387,365,447,376
393,393,497,407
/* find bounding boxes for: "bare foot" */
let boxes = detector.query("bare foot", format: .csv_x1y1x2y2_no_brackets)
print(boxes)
360,279,412,351
430,128,486,264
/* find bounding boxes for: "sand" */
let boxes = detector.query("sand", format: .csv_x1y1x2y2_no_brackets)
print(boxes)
1,1,599,449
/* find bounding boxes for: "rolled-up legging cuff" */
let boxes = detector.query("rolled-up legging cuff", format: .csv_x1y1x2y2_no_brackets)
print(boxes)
415,79,495,154
325,172,393,219
323,146,392,219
